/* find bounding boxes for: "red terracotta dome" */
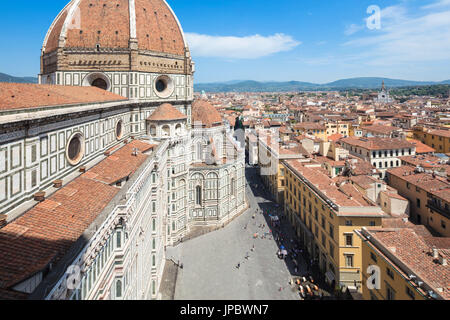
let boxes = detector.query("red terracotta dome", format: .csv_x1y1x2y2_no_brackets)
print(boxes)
192,100,223,128
147,103,187,121
43,0,188,56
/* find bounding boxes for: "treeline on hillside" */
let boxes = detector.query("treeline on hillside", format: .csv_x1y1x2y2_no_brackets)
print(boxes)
341,84,450,99
390,85,450,98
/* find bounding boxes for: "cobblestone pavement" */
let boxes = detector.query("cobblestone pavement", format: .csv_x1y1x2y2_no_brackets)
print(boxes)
167,165,307,300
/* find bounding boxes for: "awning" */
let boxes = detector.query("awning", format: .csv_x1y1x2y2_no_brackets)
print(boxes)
325,271,335,283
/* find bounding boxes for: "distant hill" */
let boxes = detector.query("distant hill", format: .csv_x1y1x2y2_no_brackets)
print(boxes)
0,73,38,84
196,80,320,93
195,77,449,93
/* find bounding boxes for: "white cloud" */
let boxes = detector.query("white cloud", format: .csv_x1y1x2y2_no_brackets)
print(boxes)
185,33,300,59
343,2,450,65
344,24,364,36
422,0,450,9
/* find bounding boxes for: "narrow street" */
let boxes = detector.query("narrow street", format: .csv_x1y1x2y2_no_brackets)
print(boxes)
166,164,333,300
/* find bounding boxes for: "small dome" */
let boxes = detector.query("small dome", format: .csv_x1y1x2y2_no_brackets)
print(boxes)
147,103,187,121
192,100,223,128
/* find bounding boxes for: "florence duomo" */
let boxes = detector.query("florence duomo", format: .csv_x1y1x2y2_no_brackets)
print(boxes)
0,0,246,300
1,0,449,306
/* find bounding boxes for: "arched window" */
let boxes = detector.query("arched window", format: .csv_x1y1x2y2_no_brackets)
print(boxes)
162,125,170,136
196,186,202,205
231,178,236,196
175,124,182,135
116,279,122,298
150,125,157,136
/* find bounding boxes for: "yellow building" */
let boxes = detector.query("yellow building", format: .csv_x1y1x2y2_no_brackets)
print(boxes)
283,159,386,292
413,126,450,154
356,227,449,300
293,123,327,141
326,122,350,137
387,166,450,237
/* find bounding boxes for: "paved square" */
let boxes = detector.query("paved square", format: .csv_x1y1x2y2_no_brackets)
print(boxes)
167,167,302,300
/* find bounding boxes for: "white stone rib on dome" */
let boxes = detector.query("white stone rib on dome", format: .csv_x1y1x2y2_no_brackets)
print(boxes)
41,0,74,53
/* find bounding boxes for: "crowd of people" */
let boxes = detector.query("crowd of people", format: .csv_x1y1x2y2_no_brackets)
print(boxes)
240,179,331,300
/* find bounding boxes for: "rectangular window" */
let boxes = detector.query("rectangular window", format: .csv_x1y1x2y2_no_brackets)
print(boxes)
345,234,353,247
406,286,415,300
370,252,377,262
387,267,394,280
116,231,122,249
345,254,354,267
386,285,395,300
329,224,334,239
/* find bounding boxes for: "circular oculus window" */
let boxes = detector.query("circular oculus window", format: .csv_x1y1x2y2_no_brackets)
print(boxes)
116,120,124,140
82,72,111,91
154,75,174,98
66,132,85,166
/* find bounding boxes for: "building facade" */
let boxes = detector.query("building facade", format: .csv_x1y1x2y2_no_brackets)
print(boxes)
0,0,246,300
356,227,449,300
413,126,450,154
386,166,449,237
340,137,416,178
282,159,386,293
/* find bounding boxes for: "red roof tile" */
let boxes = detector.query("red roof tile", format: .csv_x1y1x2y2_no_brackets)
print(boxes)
147,103,187,121
0,140,154,292
0,83,127,111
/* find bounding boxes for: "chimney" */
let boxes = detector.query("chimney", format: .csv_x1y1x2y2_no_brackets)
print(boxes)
432,247,439,259
53,180,63,189
34,191,46,202
440,255,448,266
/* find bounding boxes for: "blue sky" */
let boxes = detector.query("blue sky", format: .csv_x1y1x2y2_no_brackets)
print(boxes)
1,0,450,83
